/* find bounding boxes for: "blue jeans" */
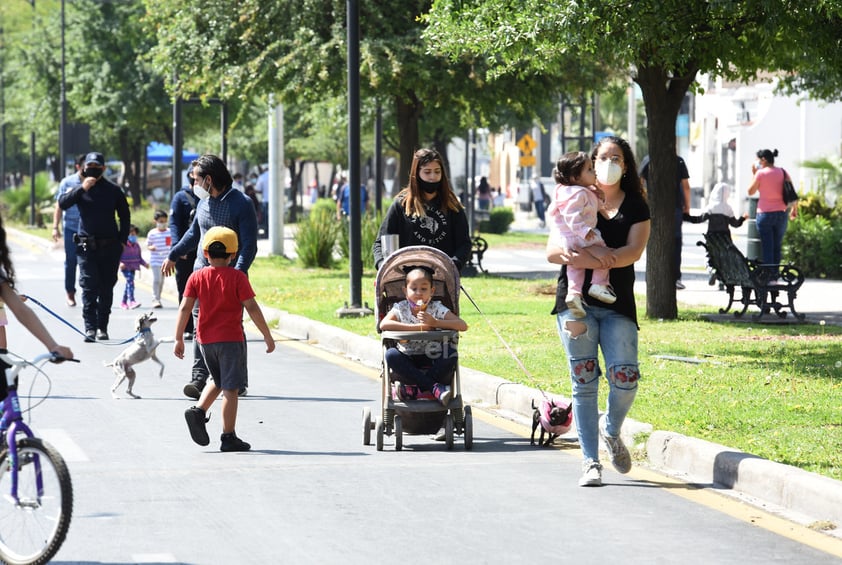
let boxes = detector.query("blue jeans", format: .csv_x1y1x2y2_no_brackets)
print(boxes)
755,211,788,265
384,347,457,391
63,228,78,294
556,306,640,462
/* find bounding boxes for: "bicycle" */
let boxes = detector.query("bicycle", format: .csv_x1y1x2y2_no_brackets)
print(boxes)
0,350,78,565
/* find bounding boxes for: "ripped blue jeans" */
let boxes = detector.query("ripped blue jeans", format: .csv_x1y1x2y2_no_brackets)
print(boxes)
556,306,640,462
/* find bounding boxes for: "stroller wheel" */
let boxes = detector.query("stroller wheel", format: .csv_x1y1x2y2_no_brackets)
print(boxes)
362,407,372,446
445,413,454,450
394,415,403,451
375,417,385,451
463,405,473,451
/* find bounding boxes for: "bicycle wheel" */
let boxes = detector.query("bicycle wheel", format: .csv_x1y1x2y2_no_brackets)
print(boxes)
0,437,73,565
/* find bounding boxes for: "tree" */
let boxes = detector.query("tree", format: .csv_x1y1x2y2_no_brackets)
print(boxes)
142,0,568,188
424,0,842,319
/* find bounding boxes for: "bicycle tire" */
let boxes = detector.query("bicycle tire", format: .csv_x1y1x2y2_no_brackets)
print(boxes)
0,437,73,565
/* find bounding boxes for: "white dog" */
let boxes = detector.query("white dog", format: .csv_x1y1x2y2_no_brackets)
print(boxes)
106,312,165,399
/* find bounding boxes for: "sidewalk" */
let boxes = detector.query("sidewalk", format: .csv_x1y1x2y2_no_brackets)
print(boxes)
12,224,842,538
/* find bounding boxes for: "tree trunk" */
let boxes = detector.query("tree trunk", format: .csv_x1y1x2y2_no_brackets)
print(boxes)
395,92,422,189
635,64,697,320
287,160,299,223
118,131,142,207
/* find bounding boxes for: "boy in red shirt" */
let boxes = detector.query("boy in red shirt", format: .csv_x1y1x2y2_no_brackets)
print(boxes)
174,226,275,452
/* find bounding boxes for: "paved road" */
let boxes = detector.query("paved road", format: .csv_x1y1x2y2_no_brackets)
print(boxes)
6,234,842,563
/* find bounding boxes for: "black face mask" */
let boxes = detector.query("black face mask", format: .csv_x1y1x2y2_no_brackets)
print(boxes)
417,178,441,194
83,167,103,178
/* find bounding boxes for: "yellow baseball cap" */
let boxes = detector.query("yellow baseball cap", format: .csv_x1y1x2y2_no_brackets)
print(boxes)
202,226,238,254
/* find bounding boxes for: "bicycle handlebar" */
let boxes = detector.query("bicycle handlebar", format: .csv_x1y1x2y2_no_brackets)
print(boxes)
0,351,79,383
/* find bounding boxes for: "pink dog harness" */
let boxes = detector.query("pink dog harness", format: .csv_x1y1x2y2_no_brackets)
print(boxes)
539,398,572,435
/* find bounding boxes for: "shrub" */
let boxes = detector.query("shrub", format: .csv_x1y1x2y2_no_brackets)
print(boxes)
784,193,842,278
294,199,339,268
0,172,54,225
337,210,382,271
480,206,514,234
784,214,842,279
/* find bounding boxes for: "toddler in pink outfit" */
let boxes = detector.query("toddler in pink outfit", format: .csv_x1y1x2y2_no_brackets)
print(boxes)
546,151,616,317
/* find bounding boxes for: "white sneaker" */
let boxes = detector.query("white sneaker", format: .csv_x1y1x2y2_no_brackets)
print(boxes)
588,284,617,304
565,294,586,318
599,415,631,474
578,459,603,487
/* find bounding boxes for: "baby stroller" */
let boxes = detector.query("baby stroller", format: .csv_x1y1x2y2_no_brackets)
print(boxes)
362,245,473,451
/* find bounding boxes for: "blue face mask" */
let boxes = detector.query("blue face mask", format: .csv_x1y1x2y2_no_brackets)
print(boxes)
128,235,138,244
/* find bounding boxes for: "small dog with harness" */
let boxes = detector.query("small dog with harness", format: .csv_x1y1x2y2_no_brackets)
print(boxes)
530,398,573,447
106,312,165,399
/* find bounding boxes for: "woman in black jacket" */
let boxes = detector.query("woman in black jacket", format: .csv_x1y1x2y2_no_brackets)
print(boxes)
373,148,471,271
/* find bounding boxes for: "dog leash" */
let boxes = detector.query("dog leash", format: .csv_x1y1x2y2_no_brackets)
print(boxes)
459,284,552,402
22,294,138,345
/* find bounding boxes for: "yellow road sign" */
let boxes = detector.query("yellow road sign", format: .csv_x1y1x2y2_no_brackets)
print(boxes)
517,133,536,155
519,155,536,167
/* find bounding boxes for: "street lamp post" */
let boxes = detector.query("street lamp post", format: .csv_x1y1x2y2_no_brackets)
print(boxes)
59,0,66,176
27,0,36,227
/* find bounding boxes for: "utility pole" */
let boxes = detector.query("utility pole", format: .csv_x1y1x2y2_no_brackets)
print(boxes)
337,0,371,318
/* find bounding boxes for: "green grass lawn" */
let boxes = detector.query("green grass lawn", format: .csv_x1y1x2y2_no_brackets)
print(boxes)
249,253,842,482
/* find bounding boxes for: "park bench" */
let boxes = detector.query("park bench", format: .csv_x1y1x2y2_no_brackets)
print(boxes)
696,232,806,321
465,209,490,274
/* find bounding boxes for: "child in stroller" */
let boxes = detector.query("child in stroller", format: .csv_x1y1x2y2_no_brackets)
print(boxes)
379,266,468,405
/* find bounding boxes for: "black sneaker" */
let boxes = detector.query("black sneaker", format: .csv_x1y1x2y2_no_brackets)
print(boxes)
84,330,96,343
220,432,251,452
183,379,205,400
96,329,109,341
184,406,210,446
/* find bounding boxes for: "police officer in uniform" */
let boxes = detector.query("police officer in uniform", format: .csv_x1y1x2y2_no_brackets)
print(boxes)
59,152,131,342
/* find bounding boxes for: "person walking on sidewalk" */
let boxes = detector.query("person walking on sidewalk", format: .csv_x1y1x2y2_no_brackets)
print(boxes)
162,154,258,400
119,225,147,310
58,151,131,342
168,169,199,338
51,153,85,307
547,135,650,487
747,148,796,265
146,209,172,308
372,148,471,272
175,227,275,452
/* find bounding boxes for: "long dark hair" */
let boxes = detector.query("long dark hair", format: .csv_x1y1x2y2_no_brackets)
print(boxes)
400,148,463,217
0,214,15,288
590,135,644,198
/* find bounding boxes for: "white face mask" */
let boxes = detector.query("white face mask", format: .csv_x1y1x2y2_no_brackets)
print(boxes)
595,160,623,186
193,184,210,200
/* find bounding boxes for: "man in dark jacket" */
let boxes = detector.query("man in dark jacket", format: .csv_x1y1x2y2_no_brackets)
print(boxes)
58,152,130,342
163,154,258,399
168,166,199,339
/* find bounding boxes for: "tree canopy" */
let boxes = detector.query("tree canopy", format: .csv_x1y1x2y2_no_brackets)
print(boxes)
142,0,572,186
425,0,842,319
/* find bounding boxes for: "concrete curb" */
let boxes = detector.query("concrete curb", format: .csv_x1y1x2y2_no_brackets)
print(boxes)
647,431,842,527
270,306,842,534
